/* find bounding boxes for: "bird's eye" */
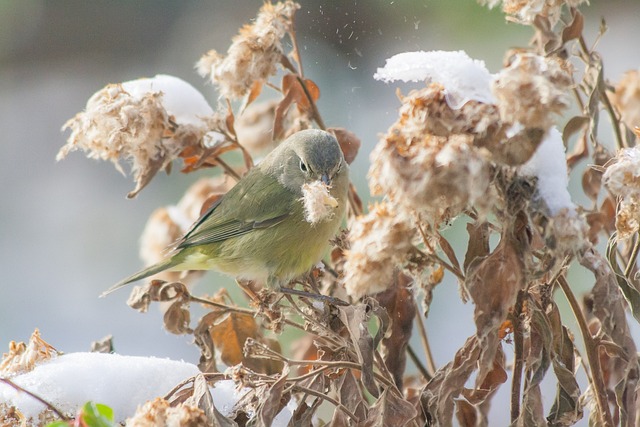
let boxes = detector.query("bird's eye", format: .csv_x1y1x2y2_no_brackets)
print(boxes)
300,160,308,173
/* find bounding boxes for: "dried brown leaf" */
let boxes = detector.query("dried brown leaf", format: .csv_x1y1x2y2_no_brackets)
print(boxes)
331,369,368,423
240,80,264,115
127,281,193,334
338,303,379,397
466,233,523,386
463,222,491,273
184,374,237,427
547,304,583,425
257,364,290,427
287,399,320,427
375,272,415,389
362,389,417,427
454,399,477,427
273,74,320,140
563,116,589,168
421,336,481,425
561,8,584,45
582,166,602,202
328,127,361,165
198,310,259,368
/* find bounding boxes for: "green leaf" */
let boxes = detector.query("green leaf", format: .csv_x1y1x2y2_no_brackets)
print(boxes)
80,402,116,427
45,422,70,427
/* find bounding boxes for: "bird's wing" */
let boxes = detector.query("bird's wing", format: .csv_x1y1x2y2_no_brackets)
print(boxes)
176,170,293,249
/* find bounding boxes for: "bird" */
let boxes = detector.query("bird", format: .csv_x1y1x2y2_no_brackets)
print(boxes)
102,129,349,296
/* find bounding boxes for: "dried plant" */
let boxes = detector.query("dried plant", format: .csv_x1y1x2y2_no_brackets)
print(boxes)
30,0,640,426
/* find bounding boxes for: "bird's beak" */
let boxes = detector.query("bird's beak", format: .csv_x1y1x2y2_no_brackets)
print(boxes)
320,173,331,186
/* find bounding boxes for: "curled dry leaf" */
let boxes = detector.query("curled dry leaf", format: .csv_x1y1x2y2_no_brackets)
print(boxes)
581,248,639,426
362,388,417,427
421,336,481,424
328,127,361,165
273,74,320,140
466,232,523,386
331,369,368,425
337,303,379,398
257,365,290,427
127,280,193,335
375,272,415,389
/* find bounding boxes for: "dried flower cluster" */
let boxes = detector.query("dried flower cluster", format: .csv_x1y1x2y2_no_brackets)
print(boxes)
493,53,572,129
343,203,415,298
196,1,300,99
25,0,640,426
127,398,207,427
0,329,58,377
369,84,495,228
609,69,640,131
478,0,588,25
58,75,217,197
603,146,640,239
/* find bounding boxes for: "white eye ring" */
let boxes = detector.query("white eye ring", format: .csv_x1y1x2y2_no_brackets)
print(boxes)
300,160,308,173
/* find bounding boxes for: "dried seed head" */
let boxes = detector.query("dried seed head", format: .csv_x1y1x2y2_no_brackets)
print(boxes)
492,53,571,129
0,330,58,377
479,0,587,26
59,75,215,197
369,86,494,225
603,146,640,239
343,203,415,299
127,397,207,427
196,1,300,99
610,69,640,132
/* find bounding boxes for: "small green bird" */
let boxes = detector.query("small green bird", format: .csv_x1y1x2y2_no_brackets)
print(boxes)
103,129,349,296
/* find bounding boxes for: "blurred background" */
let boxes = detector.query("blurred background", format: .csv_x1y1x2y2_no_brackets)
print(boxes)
0,0,638,424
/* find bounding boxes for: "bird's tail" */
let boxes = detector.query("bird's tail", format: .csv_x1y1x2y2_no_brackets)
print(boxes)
101,257,181,297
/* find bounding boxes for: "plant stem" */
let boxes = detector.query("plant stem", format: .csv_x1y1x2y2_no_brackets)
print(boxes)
291,384,360,423
624,232,640,278
406,344,432,381
413,304,436,376
510,291,525,423
556,275,614,427
0,378,69,421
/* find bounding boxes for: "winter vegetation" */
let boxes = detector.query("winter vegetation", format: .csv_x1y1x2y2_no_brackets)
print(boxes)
2,0,640,425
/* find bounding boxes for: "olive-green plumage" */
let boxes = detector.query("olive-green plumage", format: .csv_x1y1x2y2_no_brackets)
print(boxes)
103,129,349,296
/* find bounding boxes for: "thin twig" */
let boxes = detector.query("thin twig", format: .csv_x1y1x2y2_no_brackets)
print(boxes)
413,302,436,376
624,231,640,278
213,156,242,181
415,221,465,281
288,22,304,78
290,384,360,423
510,290,525,423
556,275,614,427
0,378,69,421
407,344,432,381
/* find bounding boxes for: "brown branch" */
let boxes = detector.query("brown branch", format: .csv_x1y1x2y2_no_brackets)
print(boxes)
414,303,436,376
0,378,69,421
510,290,525,423
407,344,432,381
